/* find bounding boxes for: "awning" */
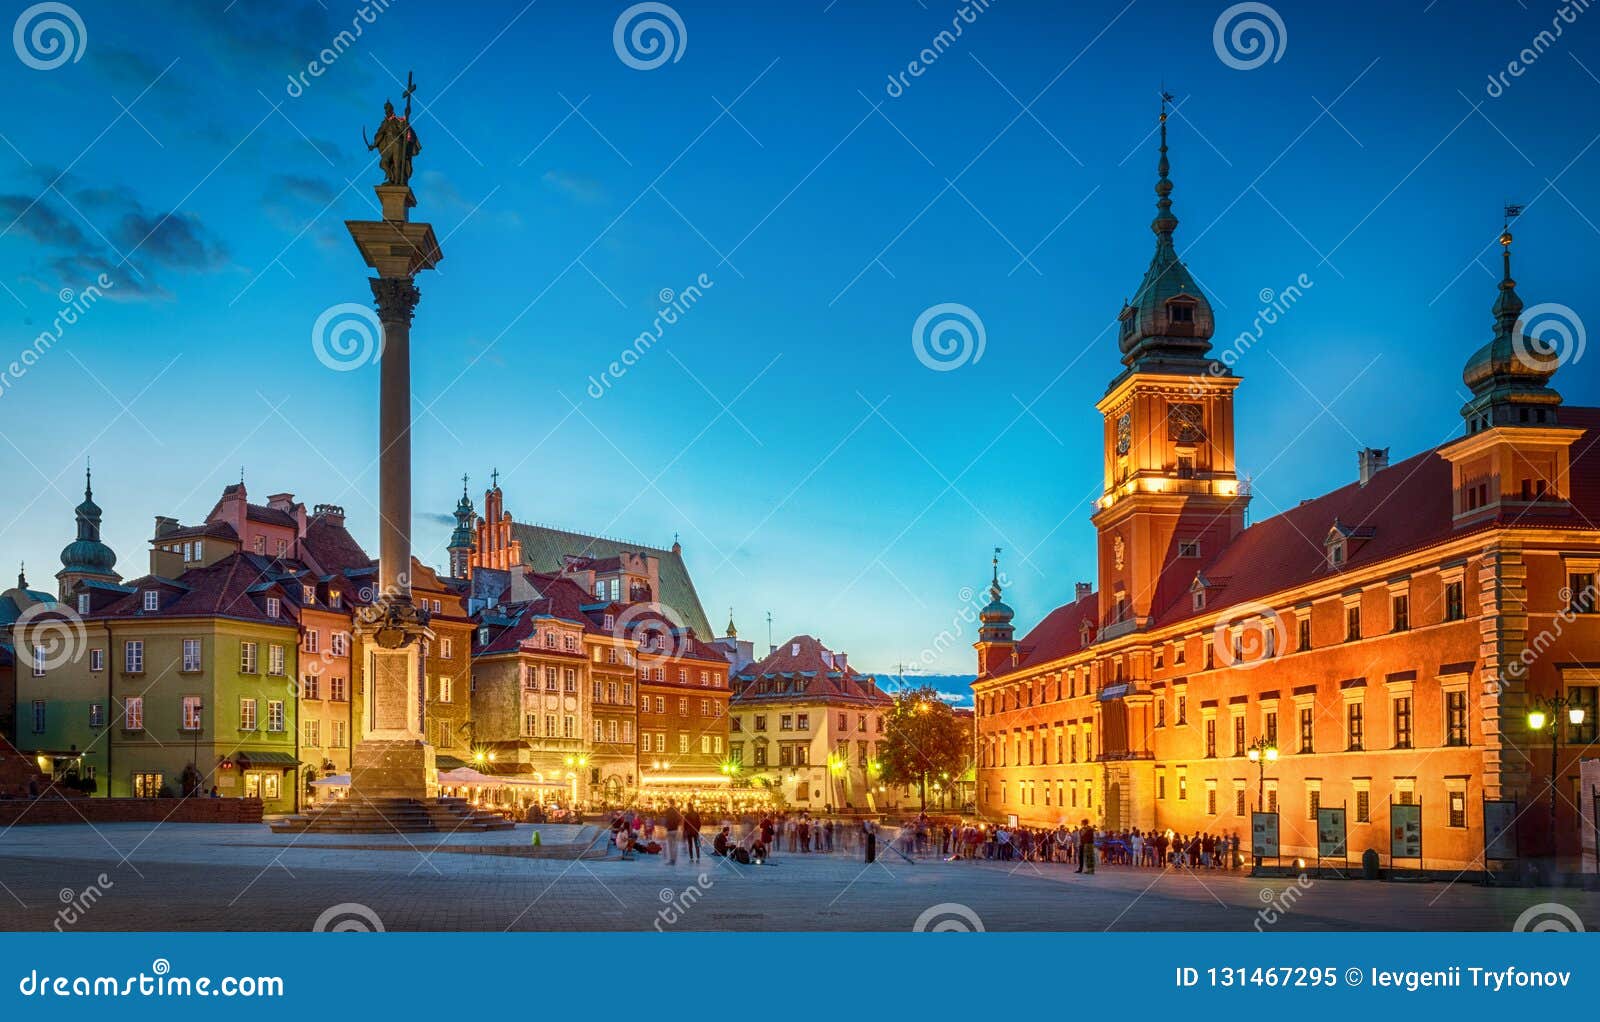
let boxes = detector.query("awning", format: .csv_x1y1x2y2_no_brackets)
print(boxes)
310,773,351,787
234,751,300,767
435,756,469,770
437,767,564,789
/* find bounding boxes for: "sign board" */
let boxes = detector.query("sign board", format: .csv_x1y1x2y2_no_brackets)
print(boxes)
1390,802,1422,860
1483,799,1518,860
1316,807,1346,859
1582,760,1600,874
1251,811,1279,858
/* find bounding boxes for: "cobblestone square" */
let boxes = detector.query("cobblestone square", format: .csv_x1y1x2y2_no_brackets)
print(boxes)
1,824,1594,932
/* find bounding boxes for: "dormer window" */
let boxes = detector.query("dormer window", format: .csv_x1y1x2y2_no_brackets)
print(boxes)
266,596,280,619
329,592,342,609
1178,541,1200,558
603,613,615,630
1118,308,1136,339
302,585,315,604
142,590,159,612
1192,590,1206,612
1168,300,1195,323
77,593,90,615
1328,540,1347,568
478,626,489,646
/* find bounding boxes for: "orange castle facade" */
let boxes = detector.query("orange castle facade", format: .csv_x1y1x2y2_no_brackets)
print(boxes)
972,111,1599,870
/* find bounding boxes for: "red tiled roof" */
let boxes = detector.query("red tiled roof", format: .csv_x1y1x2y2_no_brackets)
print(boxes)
1006,588,1101,674
988,407,1600,680
1155,406,1600,629
95,553,296,626
246,503,298,528
732,634,889,706
302,515,375,575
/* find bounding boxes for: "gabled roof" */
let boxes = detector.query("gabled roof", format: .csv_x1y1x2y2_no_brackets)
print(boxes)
94,553,298,626
983,406,1600,684
510,523,713,638
732,634,888,706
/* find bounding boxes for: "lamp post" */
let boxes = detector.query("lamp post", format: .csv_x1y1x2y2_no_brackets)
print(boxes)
1528,696,1587,861
1246,736,1278,870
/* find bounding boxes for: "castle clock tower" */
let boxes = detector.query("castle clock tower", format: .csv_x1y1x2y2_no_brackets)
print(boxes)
1089,101,1249,636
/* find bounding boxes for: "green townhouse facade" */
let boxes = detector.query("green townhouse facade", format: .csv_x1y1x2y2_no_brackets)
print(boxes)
17,554,306,813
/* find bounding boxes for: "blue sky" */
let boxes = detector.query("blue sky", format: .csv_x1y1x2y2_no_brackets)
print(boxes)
1,0,1596,687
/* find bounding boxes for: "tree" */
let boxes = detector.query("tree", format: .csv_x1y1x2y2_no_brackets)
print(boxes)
878,687,967,812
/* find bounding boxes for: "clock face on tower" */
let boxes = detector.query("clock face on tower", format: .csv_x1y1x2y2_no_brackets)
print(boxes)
1167,402,1205,444
1115,411,1132,456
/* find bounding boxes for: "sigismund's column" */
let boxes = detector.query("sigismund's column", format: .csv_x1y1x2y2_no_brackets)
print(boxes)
345,95,442,801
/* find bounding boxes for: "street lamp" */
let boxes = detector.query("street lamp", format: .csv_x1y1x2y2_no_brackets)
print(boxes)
1246,736,1278,870
1528,695,1587,859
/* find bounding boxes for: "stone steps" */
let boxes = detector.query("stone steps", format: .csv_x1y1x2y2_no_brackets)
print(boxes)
269,797,516,834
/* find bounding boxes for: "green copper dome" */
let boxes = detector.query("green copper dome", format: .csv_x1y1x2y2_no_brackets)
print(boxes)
1118,107,1217,372
60,467,118,577
1459,228,1563,433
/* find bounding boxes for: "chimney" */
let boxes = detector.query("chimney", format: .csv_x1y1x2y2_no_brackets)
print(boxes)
821,650,834,669
312,503,345,526
1075,581,1092,602
836,651,848,672
153,515,180,539
1358,447,1390,487
266,492,296,510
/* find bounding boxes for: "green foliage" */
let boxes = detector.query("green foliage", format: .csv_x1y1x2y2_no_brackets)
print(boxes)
878,686,966,808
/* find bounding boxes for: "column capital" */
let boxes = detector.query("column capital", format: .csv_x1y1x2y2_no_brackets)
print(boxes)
370,276,421,325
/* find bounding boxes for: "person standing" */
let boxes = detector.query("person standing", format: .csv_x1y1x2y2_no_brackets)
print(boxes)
663,802,682,865
684,805,702,862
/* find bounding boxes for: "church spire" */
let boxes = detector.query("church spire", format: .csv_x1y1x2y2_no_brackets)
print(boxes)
447,473,477,577
1116,91,1216,374
978,546,1014,643
1459,206,1563,433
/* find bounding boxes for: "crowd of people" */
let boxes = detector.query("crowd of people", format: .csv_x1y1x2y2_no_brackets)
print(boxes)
602,804,1245,873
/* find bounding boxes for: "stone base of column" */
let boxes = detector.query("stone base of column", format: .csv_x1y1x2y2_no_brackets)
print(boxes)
350,739,438,801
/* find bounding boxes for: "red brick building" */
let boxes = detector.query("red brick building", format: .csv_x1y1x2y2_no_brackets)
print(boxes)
973,112,1599,869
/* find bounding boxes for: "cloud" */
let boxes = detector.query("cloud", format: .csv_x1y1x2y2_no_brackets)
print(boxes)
259,174,343,248
115,211,229,271
0,195,90,251
1,169,230,302
542,170,606,204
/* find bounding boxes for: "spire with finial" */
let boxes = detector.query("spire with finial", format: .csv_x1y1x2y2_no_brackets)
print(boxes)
447,471,477,576
978,546,1014,642
726,607,737,638
1460,203,1563,433
18,562,26,590
58,459,119,597
1117,89,1216,372
1153,90,1177,241
490,467,500,491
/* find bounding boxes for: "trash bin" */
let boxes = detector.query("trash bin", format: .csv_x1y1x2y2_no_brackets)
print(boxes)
1361,848,1380,880
865,831,877,864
